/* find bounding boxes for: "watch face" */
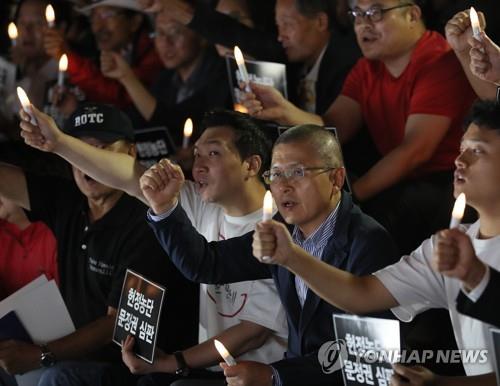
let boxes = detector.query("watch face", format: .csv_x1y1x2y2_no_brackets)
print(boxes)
40,352,56,367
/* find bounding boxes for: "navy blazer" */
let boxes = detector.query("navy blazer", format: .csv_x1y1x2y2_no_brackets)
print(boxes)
148,193,398,386
456,266,500,328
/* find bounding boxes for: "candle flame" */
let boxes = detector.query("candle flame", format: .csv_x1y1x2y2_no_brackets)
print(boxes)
17,87,31,108
234,104,248,114
59,54,68,71
8,22,18,40
214,340,231,360
469,7,481,39
234,46,245,66
452,193,466,221
183,118,193,138
263,191,273,220
45,4,55,25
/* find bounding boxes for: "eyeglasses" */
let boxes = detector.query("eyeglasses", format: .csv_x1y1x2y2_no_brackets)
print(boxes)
262,166,337,185
348,3,413,23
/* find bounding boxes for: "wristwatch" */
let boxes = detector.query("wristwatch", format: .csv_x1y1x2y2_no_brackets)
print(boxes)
173,351,190,376
39,344,57,368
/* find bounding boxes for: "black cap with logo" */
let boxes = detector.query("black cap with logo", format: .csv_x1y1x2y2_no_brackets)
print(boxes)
63,103,135,143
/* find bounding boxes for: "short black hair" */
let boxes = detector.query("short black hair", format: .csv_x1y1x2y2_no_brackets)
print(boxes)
295,0,335,24
464,99,500,133
274,124,343,167
202,110,273,176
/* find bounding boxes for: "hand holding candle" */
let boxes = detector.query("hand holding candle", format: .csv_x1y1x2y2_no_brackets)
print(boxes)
8,22,18,47
234,46,251,92
17,87,37,125
182,118,193,149
214,339,236,366
469,7,481,41
449,193,466,229
46,4,55,28
58,54,68,87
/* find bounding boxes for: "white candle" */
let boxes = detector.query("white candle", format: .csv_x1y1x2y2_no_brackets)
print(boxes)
8,22,18,47
45,4,55,28
449,193,466,229
469,7,481,41
262,190,273,222
182,118,193,149
17,87,37,125
214,339,236,366
234,46,251,92
261,191,274,262
58,54,68,87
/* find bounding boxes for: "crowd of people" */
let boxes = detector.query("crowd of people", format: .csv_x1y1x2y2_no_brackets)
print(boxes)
1,0,500,385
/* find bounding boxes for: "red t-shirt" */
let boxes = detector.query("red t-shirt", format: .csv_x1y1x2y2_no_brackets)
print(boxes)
0,220,59,299
342,31,476,177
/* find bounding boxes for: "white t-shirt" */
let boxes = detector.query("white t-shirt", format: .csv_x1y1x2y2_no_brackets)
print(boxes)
374,220,500,376
179,182,288,366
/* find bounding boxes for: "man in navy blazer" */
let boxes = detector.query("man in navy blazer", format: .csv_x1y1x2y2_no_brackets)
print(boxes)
140,125,397,386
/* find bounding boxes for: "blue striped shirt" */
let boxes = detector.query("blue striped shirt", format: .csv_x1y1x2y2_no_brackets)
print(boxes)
292,202,340,307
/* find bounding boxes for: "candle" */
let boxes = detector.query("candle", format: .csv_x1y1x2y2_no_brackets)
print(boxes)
469,7,481,41
16,87,37,125
262,190,273,222
45,4,55,28
214,339,236,366
58,54,68,87
182,118,193,149
261,190,274,262
8,22,17,46
234,46,251,92
449,193,466,229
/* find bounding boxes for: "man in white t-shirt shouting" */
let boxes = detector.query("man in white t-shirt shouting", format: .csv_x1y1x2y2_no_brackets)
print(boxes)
18,107,288,385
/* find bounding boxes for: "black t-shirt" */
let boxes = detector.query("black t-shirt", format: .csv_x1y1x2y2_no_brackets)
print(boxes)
25,173,199,352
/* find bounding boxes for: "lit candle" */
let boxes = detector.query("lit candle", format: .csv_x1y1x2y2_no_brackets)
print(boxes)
234,46,251,92
8,22,18,46
182,118,193,149
214,339,236,366
469,7,481,41
45,4,55,28
58,54,68,87
449,193,466,229
262,190,273,222
16,87,37,125
261,190,274,262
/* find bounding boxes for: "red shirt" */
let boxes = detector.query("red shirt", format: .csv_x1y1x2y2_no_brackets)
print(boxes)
0,220,59,299
67,31,163,108
342,31,476,177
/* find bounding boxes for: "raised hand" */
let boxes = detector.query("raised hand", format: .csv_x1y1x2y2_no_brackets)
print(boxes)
252,220,296,266
139,158,185,215
391,364,438,386
469,32,500,84
100,51,133,82
221,360,274,386
44,28,67,60
445,10,486,55
19,105,63,152
433,229,486,291
240,83,293,124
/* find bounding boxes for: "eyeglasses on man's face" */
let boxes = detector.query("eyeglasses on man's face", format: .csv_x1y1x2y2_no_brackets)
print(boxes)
348,3,413,23
262,166,338,185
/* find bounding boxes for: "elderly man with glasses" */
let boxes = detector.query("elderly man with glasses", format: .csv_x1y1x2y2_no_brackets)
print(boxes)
140,124,398,386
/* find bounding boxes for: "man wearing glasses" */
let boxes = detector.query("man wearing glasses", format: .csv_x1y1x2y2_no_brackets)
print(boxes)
241,0,476,257
140,124,398,386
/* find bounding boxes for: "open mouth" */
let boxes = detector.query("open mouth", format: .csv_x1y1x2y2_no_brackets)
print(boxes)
280,200,297,210
454,172,466,184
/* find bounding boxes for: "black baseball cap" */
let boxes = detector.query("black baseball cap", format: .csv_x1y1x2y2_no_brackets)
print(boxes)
63,103,135,143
